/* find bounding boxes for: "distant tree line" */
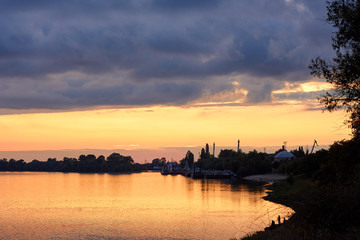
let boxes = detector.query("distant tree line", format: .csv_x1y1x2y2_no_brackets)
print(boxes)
178,143,289,177
176,143,322,178
276,138,360,184
274,138,360,233
0,153,136,173
196,147,272,177
141,157,167,170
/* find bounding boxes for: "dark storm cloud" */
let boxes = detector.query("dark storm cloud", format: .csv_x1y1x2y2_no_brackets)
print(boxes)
0,0,333,110
0,0,133,13
0,80,201,109
147,31,211,55
150,0,220,11
61,82,201,107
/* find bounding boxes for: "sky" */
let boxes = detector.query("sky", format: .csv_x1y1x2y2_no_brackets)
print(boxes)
0,0,352,162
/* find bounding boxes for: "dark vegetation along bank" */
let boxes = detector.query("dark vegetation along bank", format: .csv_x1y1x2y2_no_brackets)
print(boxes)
241,138,360,240
0,146,284,177
177,143,313,178
241,0,360,238
192,144,273,177
0,147,273,175
0,153,137,173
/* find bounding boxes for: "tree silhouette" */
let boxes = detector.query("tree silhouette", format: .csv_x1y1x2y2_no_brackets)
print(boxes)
180,150,194,168
106,153,134,172
309,0,360,138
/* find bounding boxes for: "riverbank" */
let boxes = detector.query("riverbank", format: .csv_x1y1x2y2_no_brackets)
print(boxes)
242,174,288,183
240,175,360,240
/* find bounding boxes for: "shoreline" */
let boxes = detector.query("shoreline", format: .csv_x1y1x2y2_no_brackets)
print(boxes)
241,176,322,240
242,173,288,183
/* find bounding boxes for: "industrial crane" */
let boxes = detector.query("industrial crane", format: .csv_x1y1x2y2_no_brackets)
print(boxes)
310,139,318,154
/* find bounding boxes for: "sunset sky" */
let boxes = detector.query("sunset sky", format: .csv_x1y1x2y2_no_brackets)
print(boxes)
0,0,351,162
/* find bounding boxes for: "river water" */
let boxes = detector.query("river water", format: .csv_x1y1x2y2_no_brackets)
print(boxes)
0,172,293,240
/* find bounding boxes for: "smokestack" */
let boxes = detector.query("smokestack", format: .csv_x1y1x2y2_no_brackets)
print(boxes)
237,139,240,152
213,143,215,158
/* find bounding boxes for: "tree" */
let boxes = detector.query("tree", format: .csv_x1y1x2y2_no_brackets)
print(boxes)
200,143,211,160
218,149,238,171
180,150,194,168
79,154,97,172
291,146,306,158
309,0,360,138
106,153,134,172
152,157,166,167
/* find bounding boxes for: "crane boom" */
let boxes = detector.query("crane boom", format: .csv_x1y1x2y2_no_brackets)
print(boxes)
310,139,318,154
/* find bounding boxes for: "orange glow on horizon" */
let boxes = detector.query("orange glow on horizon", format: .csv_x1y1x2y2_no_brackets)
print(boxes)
0,103,351,152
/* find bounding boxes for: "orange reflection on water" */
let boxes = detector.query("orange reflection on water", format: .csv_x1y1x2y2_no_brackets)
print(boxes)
0,172,293,239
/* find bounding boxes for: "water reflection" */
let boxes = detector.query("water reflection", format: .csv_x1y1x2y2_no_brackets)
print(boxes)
0,172,293,240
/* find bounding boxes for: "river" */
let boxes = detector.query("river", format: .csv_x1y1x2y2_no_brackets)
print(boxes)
0,171,293,240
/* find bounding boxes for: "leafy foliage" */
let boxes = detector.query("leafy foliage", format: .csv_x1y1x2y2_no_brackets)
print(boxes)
194,147,272,177
179,150,194,168
0,152,135,173
309,0,360,138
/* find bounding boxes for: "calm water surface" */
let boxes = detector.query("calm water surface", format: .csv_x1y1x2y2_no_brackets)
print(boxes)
0,172,293,239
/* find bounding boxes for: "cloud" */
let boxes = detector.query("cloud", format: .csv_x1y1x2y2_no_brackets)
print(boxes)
150,0,220,11
274,91,323,102
0,0,334,111
0,78,202,109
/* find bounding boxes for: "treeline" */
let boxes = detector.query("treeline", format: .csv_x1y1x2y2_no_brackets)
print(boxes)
273,138,360,233
141,157,167,170
276,138,360,184
179,144,279,177
0,153,138,173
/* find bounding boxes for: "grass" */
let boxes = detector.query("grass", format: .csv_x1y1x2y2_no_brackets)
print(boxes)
239,175,360,240
263,176,314,212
